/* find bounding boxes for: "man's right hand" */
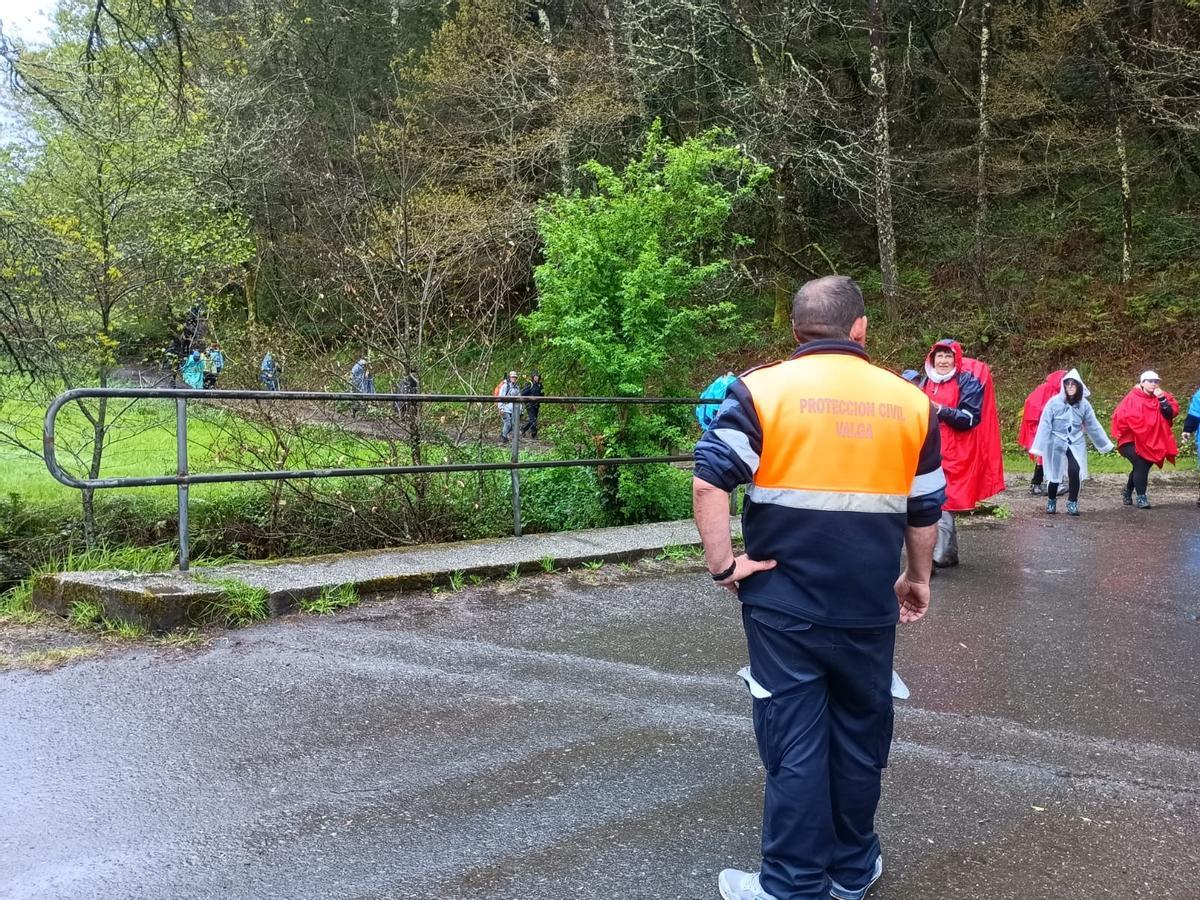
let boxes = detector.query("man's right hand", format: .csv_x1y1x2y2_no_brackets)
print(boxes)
894,571,930,623
713,554,777,596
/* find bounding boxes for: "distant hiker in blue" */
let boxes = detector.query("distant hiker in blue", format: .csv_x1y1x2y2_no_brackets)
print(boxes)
1182,386,1200,507
351,358,370,393
1028,368,1114,516
260,352,280,390
696,372,737,431
180,350,205,390
350,357,375,417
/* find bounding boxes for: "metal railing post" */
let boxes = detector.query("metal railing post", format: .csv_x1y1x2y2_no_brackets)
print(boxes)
176,396,190,571
510,398,522,536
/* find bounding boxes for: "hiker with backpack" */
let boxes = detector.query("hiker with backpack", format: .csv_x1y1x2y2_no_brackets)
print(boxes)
520,370,544,439
497,370,521,443
696,372,737,432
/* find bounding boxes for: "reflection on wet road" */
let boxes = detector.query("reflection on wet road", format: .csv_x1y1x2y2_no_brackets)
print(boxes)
2,501,1198,899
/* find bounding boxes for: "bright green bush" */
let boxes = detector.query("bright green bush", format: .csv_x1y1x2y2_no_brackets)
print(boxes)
523,122,770,522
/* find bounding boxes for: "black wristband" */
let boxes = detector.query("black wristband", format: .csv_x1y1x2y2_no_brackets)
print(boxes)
711,560,737,581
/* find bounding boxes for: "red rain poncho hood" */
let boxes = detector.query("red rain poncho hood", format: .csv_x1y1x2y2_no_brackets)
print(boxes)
1019,370,1067,457
921,340,1006,512
1111,386,1179,467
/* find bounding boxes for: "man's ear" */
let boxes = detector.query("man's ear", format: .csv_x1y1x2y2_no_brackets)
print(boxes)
850,315,868,347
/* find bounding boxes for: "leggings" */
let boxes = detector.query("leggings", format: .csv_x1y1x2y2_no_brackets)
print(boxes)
1031,462,1045,486
1119,443,1153,495
1046,450,1080,502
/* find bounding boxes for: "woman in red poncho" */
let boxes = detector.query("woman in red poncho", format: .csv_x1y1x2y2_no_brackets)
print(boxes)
1111,370,1179,509
1019,370,1066,495
917,339,1005,566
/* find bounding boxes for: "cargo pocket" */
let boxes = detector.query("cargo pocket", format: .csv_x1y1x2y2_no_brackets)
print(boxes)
751,695,779,774
738,666,779,774
876,701,895,769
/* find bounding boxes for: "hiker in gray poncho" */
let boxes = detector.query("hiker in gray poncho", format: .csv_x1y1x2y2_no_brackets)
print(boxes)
1029,368,1114,516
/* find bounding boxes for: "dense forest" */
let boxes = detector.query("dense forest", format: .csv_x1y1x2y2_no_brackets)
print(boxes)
1,1,1198,580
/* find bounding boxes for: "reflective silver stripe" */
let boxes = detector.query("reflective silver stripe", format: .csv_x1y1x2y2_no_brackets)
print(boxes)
909,467,947,498
746,485,907,514
713,428,760,474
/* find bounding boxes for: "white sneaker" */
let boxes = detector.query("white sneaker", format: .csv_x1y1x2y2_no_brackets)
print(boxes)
718,868,779,900
829,854,883,900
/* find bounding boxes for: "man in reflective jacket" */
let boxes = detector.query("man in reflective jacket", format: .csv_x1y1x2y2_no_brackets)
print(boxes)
694,276,945,900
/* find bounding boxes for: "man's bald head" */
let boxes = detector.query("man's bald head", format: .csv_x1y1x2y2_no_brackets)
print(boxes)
791,276,866,344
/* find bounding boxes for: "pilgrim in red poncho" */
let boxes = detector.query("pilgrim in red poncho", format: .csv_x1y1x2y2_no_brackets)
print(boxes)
917,340,1005,566
1110,371,1179,508
1019,370,1066,495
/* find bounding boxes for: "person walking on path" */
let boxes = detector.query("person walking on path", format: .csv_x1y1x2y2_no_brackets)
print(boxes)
1028,369,1113,516
498,370,521,443
180,350,205,390
1019,370,1067,495
201,347,220,389
916,339,1004,567
393,370,420,421
260,352,280,391
208,343,225,386
693,275,945,900
696,372,738,432
1111,371,1179,509
350,357,375,417
520,370,544,439
1182,385,1200,507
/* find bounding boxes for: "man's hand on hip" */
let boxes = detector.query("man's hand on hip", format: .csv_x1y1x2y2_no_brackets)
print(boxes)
894,572,930,623
713,554,777,596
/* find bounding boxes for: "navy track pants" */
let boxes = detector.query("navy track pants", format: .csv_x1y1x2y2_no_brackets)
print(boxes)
741,603,895,900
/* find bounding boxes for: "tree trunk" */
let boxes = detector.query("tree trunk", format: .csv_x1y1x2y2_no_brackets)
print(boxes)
771,181,793,330
1115,114,1133,284
82,394,108,548
244,257,258,326
535,5,571,193
868,0,899,313
973,0,992,299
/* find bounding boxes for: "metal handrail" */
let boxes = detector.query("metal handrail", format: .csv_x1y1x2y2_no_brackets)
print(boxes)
44,387,700,570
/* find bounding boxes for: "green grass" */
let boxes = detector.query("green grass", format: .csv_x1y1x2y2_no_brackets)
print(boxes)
1002,449,1132,477
299,583,360,615
539,555,556,573
656,544,704,562
66,600,148,638
67,600,105,629
581,559,604,570
447,570,465,591
0,646,102,671
195,577,268,628
0,543,181,626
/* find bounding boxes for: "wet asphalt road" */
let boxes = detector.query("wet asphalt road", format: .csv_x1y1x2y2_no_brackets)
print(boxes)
3,496,1199,899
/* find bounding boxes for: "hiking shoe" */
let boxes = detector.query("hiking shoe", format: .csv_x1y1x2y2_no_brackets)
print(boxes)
718,869,778,900
830,855,884,900
1066,501,1079,516
1029,482,1045,496
1122,489,1134,506
1045,498,1057,514
1137,494,1151,509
